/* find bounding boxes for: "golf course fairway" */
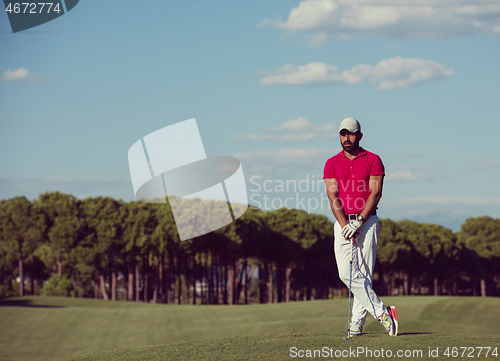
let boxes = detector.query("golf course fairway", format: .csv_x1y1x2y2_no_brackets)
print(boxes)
1,296,499,360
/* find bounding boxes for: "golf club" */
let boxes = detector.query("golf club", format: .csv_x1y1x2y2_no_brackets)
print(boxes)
343,238,354,341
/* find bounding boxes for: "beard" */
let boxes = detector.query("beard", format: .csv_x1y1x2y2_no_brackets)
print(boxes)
342,139,359,152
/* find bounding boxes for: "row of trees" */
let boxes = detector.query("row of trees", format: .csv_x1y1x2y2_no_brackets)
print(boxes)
1,192,499,303
376,218,500,297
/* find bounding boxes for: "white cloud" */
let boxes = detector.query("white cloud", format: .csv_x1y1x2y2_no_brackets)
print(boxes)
234,117,338,142
235,147,339,178
381,196,500,231
279,117,311,130
270,0,500,42
380,206,477,231
0,176,134,201
236,147,335,164
260,56,453,89
306,32,330,46
385,170,424,181
0,68,47,84
475,161,500,171
276,0,339,30
256,18,273,28
385,162,445,181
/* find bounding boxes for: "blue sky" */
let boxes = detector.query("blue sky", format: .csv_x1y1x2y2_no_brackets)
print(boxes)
1,0,499,231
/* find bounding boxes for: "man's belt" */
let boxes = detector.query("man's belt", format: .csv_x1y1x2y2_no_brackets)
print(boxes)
345,212,376,221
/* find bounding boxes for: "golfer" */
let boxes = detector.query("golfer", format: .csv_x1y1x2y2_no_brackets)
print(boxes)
324,117,398,337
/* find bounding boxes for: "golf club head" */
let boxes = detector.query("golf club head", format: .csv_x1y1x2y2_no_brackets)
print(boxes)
343,333,358,341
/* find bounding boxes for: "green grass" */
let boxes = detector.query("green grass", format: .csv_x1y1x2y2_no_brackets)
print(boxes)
65,333,500,361
1,296,499,361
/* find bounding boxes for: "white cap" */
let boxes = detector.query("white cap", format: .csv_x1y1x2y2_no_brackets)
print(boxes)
338,117,361,133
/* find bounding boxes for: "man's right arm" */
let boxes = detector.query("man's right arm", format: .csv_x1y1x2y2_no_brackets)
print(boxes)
324,178,348,229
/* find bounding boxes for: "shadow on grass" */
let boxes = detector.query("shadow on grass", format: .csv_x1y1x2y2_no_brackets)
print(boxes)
0,299,64,308
363,332,436,337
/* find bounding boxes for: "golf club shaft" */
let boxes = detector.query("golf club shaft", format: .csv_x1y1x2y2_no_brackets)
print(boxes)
348,238,353,339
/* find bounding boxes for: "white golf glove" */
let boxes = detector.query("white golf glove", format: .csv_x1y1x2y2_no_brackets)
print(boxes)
342,220,363,239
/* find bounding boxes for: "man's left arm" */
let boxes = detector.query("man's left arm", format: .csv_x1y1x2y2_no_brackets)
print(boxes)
360,175,384,221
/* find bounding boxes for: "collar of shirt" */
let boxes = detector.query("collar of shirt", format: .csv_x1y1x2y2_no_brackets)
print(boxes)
338,148,367,160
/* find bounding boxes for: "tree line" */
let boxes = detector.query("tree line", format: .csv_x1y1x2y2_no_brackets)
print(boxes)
1,192,499,303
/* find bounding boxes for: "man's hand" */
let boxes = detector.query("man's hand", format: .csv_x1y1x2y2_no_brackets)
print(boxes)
342,220,363,239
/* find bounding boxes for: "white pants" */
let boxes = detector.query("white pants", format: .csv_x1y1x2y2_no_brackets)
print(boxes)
334,215,385,324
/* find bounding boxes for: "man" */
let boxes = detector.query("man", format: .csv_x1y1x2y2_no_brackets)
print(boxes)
323,117,398,337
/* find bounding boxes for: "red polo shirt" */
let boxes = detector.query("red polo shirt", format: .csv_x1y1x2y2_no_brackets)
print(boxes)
323,149,385,215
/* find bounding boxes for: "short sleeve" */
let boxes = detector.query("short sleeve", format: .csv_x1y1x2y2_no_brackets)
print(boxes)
323,157,337,179
370,154,385,176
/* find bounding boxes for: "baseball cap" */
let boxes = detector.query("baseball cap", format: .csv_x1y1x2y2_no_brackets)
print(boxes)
338,117,361,133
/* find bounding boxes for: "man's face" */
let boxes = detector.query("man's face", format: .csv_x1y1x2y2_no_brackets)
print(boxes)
339,130,362,152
